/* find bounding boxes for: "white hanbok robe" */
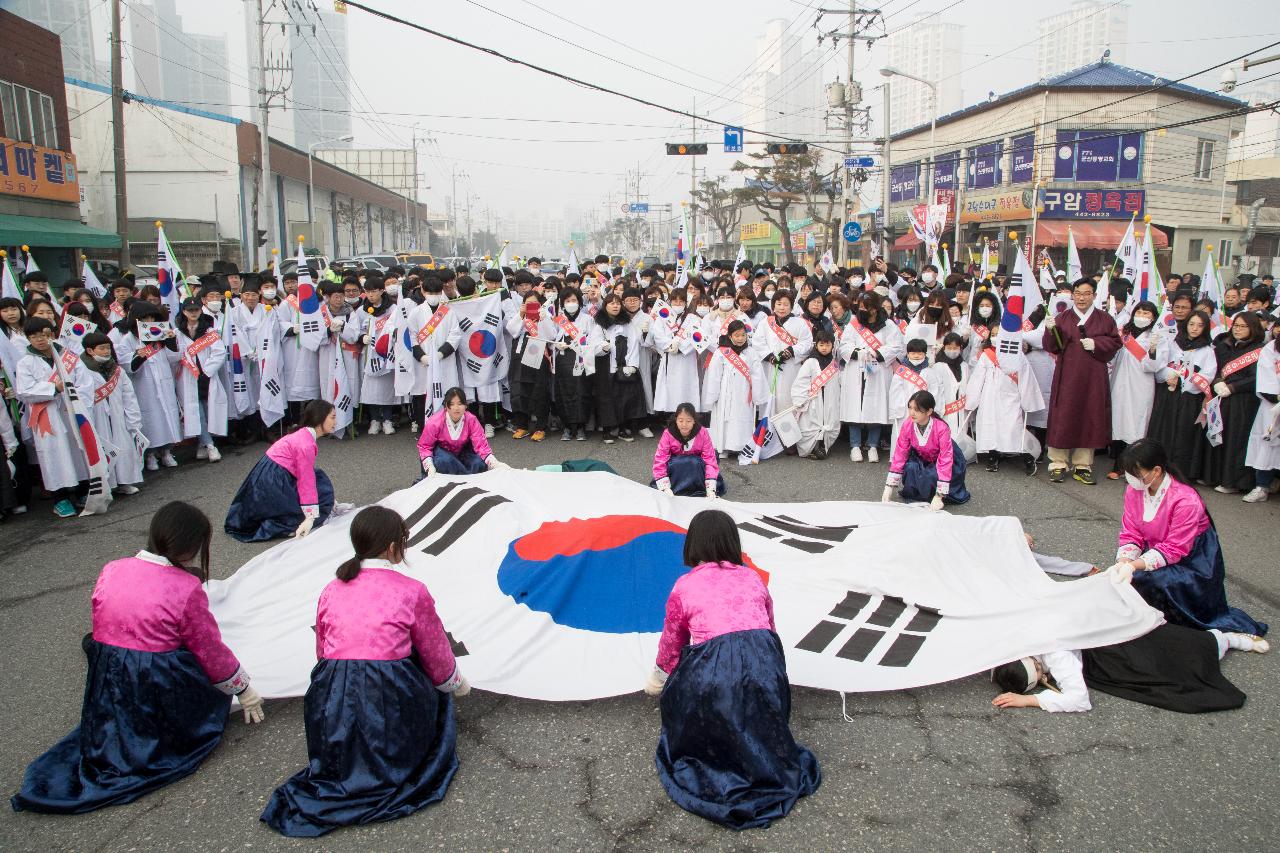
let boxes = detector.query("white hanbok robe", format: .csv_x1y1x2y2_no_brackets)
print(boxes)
354,304,400,406
1158,342,1218,394
117,333,182,448
16,347,93,490
1023,322,1058,429
228,303,269,416
701,346,767,453
318,313,360,414
273,300,321,401
926,361,970,435
630,312,657,414
651,313,701,413
1244,342,1280,473
85,363,145,487
754,314,813,405
400,301,462,410
965,351,1045,454
174,326,229,439
1109,328,1168,442
838,319,905,424
791,357,842,455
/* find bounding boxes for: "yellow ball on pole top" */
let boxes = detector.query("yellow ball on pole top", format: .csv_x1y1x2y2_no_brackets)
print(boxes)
1206,245,1215,253
0,250,7,259
297,235,305,243
1008,231,1018,241
1143,214,1151,223
154,221,162,228
271,248,279,256
21,244,30,252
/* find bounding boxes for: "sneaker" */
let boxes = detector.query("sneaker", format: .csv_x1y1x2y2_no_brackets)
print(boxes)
810,445,828,461
116,485,140,496
368,420,382,435
1227,632,1271,653
195,445,208,460
850,447,864,463
531,430,546,442
620,429,635,442
985,456,1000,473
1049,468,1066,483
1213,484,1238,494
867,447,879,463
638,427,654,439
205,445,222,463
145,454,159,472
1025,456,1038,477
53,499,76,519
160,450,178,468
1242,487,1269,504
575,428,586,441
382,420,396,435
503,422,517,433
484,424,495,439
512,428,529,440
561,429,573,441
604,430,616,445
11,505,27,514
1073,468,1095,486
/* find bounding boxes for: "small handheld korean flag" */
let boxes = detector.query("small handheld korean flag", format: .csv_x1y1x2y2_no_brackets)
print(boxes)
739,400,785,464
735,243,747,270
998,249,1041,370
156,222,188,319
0,252,22,300
81,257,108,299
137,320,172,342
294,240,325,351
59,315,98,349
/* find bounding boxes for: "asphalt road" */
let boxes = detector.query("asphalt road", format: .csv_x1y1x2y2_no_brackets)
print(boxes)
1,425,1276,852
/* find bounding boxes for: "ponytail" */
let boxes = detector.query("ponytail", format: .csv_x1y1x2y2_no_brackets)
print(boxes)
336,505,410,582
336,556,363,582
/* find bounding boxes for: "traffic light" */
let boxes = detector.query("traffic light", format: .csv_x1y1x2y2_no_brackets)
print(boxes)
666,143,708,156
766,142,809,155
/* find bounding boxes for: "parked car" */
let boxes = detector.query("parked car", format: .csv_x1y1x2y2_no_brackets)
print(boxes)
397,252,436,269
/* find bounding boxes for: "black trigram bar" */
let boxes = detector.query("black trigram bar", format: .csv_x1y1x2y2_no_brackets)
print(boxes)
836,628,884,662
483,312,500,326
865,596,908,628
423,494,510,556
458,316,473,331
879,633,926,667
796,620,845,653
403,481,464,529
407,486,483,548
830,591,872,620
465,358,483,373
447,631,469,657
738,514,858,553
302,320,321,334
904,606,941,633
265,379,281,396
760,515,857,542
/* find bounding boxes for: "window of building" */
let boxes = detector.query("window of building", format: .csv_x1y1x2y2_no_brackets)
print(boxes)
1217,239,1232,265
0,79,58,149
1194,139,1213,180
1187,238,1202,262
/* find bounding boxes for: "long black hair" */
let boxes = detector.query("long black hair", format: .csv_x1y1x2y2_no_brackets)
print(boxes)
1119,438,1188,485
298,399,335,429
443,386,468,409
666,402,700,443
1122,300,1159,338
683,509,743,567
336,506,410,582
148,501,213,583
908,389,942,421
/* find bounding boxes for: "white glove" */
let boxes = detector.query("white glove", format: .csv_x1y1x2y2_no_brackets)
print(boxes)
643,667,668,696
329,317,345,332
360,333,370,345
622,366,637,377
1213,382,1231,397
705,480,718,499
486,456,508,470
1080,337,1095,351
555,341,569,351
419,354,431,365
237,685,265,724
881,485,894,503
1107,561,1135,585
641,318,651,334
600,341,612,353
451,673,471,697
929,494,945,511
422,457,435,476
666,342,679,353
293,516,315,538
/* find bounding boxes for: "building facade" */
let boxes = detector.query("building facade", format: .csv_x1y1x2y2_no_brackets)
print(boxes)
1036,1,1129,81
743,18,827,143
884,15,964,135
6,0,105,85
884,60,1247,279
128,0,232,112
288,7,354,154
1,10,118,288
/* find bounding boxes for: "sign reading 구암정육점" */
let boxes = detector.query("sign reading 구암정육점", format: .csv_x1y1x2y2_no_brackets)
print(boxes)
1039,188,1145,220
0,137,79,203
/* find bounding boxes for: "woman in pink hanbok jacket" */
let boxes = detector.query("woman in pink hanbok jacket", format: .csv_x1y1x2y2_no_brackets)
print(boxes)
651,403,724,497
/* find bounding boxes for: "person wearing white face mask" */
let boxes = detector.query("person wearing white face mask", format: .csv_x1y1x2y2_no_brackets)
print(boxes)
401,278,462,433
551,287,596,441
1106,439,1268,641
80,332,145,495
918,265,938,290
1107,301,1168,480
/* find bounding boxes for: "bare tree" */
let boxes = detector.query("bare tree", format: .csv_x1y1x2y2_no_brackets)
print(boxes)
732,148,825,266
691,177,744,255
334,200,360,256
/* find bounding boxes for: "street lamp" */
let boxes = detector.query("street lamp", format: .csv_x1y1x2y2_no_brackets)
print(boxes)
880,67,938,199
308,135,355,252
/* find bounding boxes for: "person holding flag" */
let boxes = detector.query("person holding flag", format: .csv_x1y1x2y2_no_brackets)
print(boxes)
1041,278,1122,484
702,320,767,459
1107,301,1168,480
790,330,842,460
352,273,399,435
174,295,229,463
80,331,145,496
15,318,96,517
837,292,904,463
403,277,461,431
1196,311,1267,493
115,303,182,471
754,290,812,411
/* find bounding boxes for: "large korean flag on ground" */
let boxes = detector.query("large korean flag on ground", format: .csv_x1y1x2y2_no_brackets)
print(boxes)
207,471,1163,701
450,291,505,387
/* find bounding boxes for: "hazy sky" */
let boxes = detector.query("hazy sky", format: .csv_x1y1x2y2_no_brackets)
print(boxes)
100,0,1280,231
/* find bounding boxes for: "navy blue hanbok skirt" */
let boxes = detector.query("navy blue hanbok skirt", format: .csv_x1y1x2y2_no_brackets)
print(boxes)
224,455,335,543
260,658,458,837
434,445,487,475
656,629,820,830
1131,525,1267,636
651,453,727,497
900,442,970,504
11,637,229,814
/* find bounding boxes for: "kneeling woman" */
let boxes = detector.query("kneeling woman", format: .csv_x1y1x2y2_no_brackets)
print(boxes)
261,506,469,837
651,402,725,498
1111,438,1267,636
12,502,264,814
882,390,971,510
225,400,337,542
645,509,820,829
417,387,507,476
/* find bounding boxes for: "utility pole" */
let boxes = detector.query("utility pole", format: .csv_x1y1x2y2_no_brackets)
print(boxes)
411,129,419,251
839,0,855,268
882,79,892,260
689,97,697,254
249,0,290,270
109,0,129,267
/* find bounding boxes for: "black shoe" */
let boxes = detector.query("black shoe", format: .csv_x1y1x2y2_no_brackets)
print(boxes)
1024,456,1038,477
1073,468,1096,486
1049,469,1066,483
811,445,828,460
985,456,1000,473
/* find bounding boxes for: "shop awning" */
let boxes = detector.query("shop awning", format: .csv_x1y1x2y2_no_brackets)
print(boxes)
1035,220,1168,250
893,233,922,250
0,213,121,249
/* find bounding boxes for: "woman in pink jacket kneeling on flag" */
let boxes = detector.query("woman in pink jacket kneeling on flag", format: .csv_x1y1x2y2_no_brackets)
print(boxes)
417,387,508,477
651,403,725,498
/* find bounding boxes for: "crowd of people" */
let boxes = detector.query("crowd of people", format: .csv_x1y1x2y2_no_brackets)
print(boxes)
1,251,1277,521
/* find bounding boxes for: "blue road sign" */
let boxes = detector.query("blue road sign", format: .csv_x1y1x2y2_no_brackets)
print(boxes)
843,221,863,243
844,156,875,168
724,126,743,153
628,203,650,214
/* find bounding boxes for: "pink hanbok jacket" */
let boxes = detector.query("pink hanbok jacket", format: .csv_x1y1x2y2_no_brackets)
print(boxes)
651,427,720,483
1117,477,1210,569
655,561,774,674
889,416,955,484
417,409,494,462
266,427,320,507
